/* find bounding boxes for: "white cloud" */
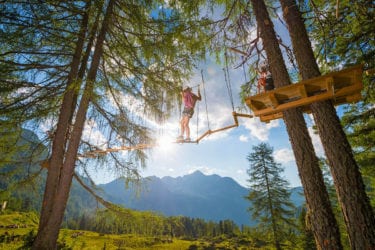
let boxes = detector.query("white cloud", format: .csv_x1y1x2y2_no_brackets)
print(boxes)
308,126,325,157
236,169,246,175
304,115,325,157
274,148,295,164
239,134,249,142
82,119,107,148
243,118,279,141
206,65,217,76
39,117,56,133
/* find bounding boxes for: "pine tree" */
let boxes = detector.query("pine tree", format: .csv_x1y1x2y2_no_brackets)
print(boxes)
245,143,296,250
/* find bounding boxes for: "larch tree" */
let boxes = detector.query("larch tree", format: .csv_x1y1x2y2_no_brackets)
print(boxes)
245,143,296,250
248,0,343,248
33,1,113,247
1,1,211,248
1,1,85,218
279,0,375,248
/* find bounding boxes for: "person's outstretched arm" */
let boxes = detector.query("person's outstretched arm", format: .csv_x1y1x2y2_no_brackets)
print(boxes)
197,88,202,101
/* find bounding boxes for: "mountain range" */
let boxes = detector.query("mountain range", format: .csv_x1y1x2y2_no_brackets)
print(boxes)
3,129,305,226
99,170,305,226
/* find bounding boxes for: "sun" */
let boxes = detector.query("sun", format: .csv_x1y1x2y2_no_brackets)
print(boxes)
156,134,176,153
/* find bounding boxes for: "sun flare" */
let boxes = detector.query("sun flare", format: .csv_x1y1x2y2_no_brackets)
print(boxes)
156,135,176,153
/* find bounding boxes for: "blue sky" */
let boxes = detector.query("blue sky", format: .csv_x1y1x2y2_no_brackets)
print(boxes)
137,59,326,188
83,4,329,188
88,56,327,188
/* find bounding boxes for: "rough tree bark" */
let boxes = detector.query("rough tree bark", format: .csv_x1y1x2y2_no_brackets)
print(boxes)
35,0,90,238
250,0,343,248
32,0,115,249
280,0,375,248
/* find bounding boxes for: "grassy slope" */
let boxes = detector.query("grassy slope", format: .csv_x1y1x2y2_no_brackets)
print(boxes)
0,212,254,250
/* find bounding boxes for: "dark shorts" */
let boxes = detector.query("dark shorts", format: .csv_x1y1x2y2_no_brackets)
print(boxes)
265,77,274,90
183,107,194,118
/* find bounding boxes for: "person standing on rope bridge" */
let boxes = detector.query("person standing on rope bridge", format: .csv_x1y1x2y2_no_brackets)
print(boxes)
177,86,201,142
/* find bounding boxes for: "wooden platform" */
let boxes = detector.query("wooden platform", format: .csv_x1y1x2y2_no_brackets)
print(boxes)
245,65,363,122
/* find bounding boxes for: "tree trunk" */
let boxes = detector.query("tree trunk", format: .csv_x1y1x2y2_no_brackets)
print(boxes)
250,0,343,248
280,0,375,248
35,0,90,235
32,0,115,249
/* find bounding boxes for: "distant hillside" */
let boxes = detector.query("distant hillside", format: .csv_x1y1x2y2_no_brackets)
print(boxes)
2,129,305,227
0,128,97,219
100,171,305,226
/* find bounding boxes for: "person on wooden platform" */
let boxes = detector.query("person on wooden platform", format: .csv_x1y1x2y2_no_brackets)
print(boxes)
265,66,274,91
177,86,201,142
257,63,274,93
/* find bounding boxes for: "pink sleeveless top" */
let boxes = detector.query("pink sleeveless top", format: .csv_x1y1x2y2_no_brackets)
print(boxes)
183,91,195,109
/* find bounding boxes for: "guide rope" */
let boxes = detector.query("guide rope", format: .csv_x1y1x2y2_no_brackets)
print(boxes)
201,69,210,131
223,51,235,111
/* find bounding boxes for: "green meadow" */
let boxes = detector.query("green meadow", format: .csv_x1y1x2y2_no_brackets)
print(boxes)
0,212,259,250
